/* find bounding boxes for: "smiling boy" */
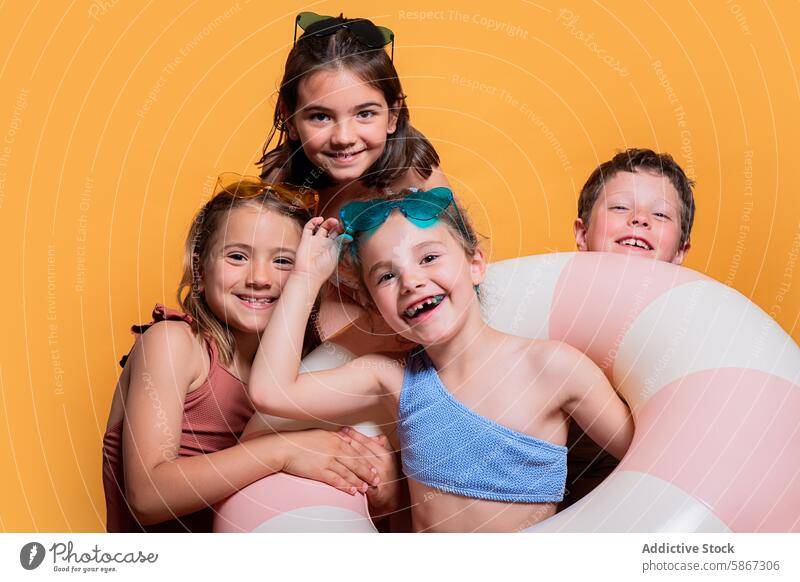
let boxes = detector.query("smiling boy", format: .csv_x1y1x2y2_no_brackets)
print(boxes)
564,148,697,508
574,148,695,264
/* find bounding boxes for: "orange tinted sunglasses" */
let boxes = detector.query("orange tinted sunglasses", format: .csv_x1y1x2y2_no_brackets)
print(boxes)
216,173,319,213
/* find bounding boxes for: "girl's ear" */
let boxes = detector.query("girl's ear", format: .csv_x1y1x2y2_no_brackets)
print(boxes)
387,100,400,135
285,120,299,141
280,105,299,140
469,248,487,286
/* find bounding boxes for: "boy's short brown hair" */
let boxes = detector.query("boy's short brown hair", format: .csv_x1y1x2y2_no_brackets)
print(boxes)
578,148,696,247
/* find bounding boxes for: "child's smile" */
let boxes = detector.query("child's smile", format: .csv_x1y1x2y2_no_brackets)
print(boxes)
234,293,278,309
289,69,398,184
202,207,302,338
359,212,483,345
615,235,653,252
402,294,446,321
574,171,688,264
324,147,367,164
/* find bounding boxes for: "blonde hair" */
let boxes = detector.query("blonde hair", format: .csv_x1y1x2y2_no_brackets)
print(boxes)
177,179,317,366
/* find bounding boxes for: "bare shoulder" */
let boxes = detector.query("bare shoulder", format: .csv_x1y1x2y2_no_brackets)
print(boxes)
519,340,605,408
527,339,602,380
128,320,207,387
139,319,198,349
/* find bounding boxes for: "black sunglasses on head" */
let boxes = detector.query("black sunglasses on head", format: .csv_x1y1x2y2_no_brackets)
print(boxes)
293,12,394,60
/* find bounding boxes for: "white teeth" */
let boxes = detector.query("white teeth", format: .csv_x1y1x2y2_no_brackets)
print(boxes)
332,150,362,159
239,296,274,304
619,238,652,250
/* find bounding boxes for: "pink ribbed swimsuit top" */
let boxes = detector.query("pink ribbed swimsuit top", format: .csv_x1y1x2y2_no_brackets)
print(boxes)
102,305,254,532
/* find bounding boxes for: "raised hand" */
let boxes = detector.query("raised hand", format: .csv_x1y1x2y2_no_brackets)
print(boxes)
293,217,346,285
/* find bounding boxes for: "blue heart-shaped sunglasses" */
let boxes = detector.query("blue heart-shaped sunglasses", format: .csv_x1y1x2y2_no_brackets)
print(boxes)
339,188,468,246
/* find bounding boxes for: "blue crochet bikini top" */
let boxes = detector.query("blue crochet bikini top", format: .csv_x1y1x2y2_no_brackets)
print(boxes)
397,348,567,503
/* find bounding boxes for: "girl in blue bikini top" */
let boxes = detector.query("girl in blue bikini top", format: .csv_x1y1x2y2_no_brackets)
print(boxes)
249,188,634,532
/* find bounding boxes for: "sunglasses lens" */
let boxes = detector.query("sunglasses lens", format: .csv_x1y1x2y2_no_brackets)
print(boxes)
377,26,394,46
218,173,259,197
402,201,442,222
296,12,325,31
402,191,452,221
348,20,387,48
303,15,349,38
217,174,318,210
342,201,386,232
295,12,393,55
270,183,319,210
340,188,463,254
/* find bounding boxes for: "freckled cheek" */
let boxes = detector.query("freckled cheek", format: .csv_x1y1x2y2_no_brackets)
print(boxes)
659,229,681,260
593,214,624,246
586,222,611,250
657,226,682,253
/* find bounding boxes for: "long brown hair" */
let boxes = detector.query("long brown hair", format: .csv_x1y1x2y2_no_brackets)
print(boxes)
258,27,439,191
177,179,320,366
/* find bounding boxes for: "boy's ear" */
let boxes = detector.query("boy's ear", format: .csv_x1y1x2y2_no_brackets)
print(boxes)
573,218,590,251
469,248,488,286
671,241,691,265
387,100,400,135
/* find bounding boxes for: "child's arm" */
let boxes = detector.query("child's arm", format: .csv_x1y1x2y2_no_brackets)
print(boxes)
550,343,634,460
249,218,399,420
121,322,379,526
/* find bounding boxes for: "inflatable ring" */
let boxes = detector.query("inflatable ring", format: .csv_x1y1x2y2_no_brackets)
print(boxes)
214,344,386,533
215,252,800,532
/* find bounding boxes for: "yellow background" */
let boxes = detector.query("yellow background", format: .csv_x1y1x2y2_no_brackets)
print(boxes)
1,0,798,531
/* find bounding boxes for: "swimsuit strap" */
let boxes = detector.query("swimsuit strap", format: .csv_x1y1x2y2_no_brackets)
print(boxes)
119,304,218,371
